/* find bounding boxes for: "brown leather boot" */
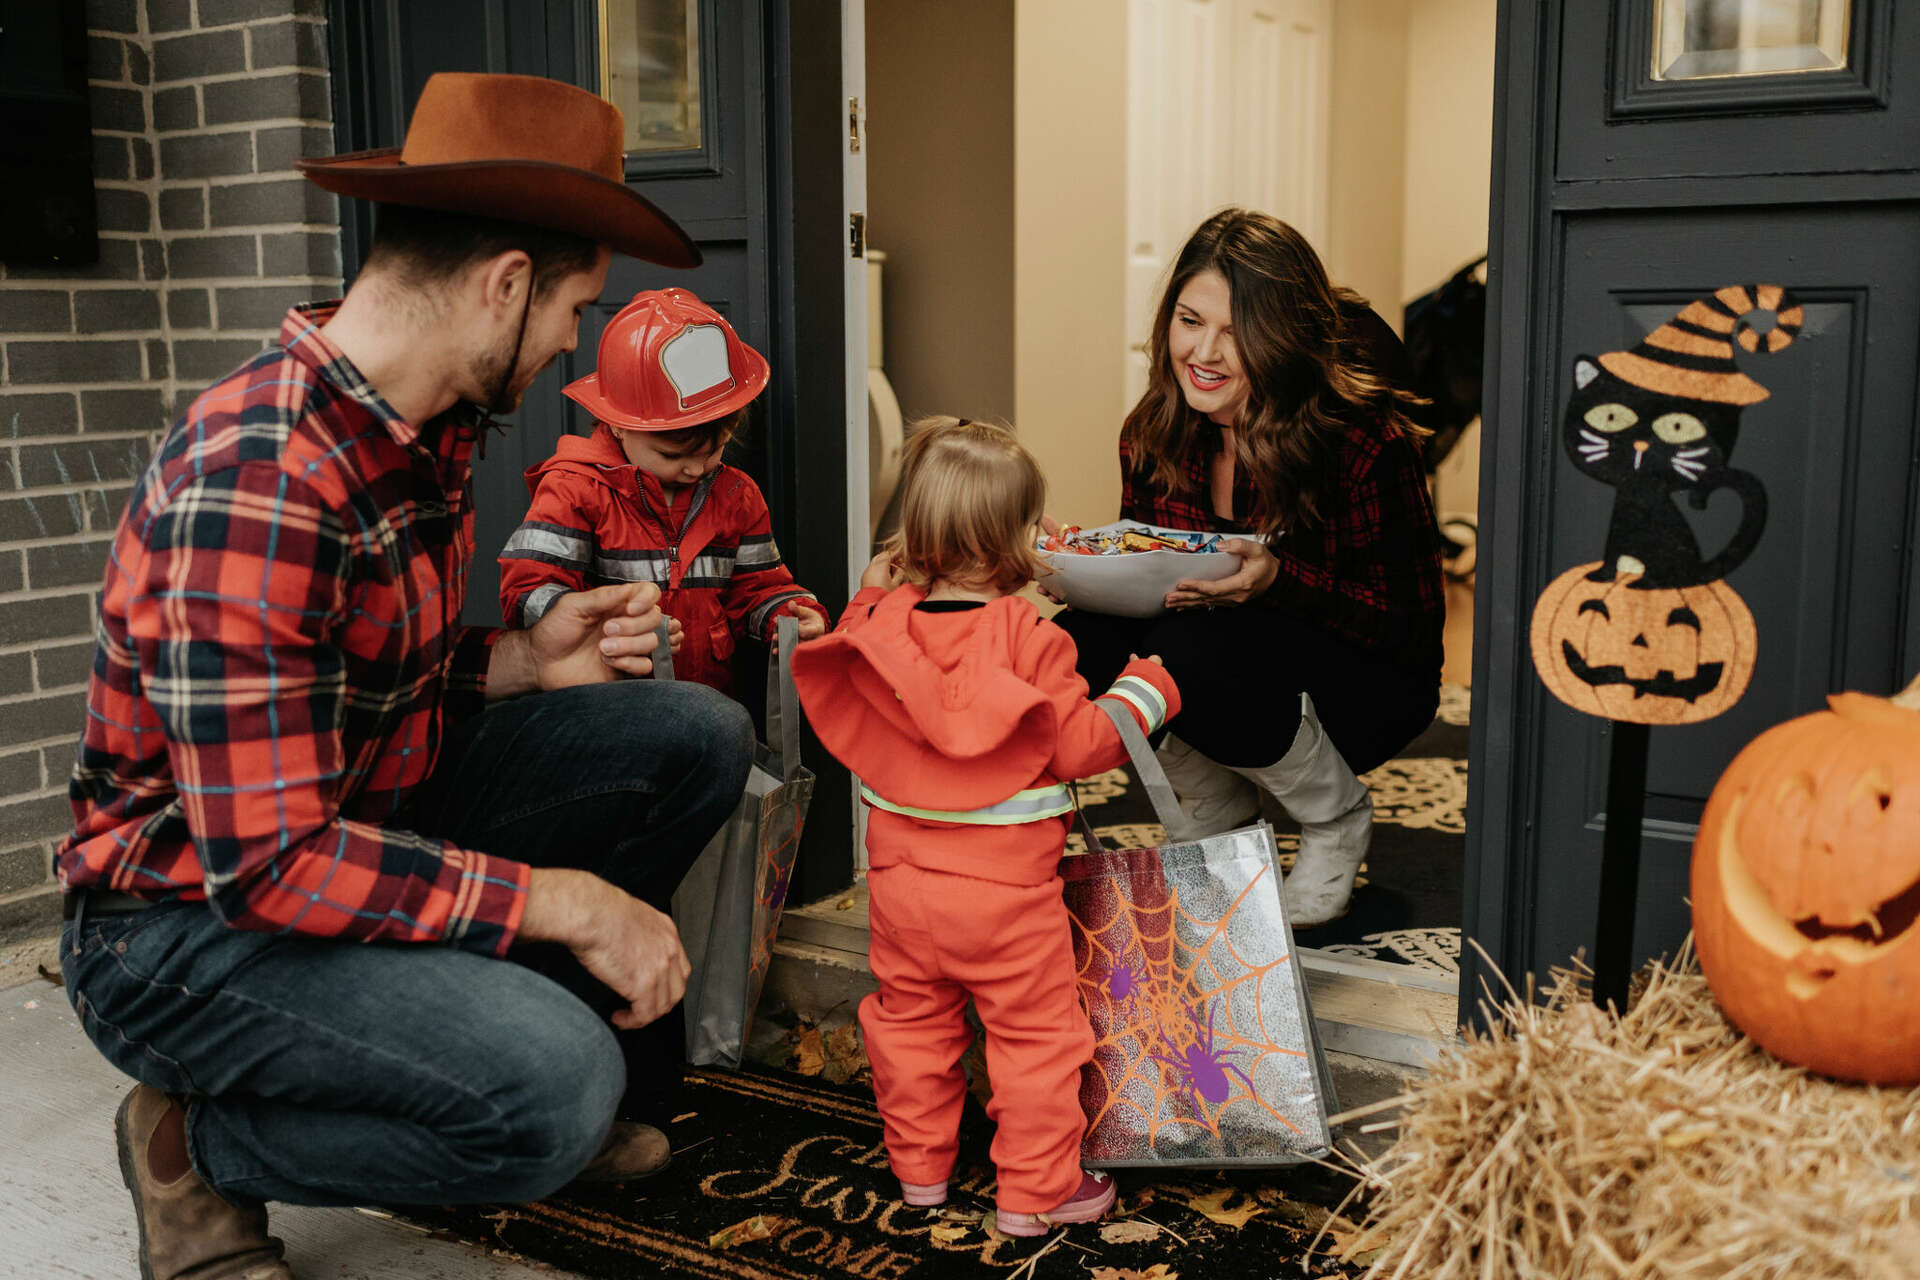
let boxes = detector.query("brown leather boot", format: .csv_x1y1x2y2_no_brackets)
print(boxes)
114,1084,292,1280
568,1120,673,1185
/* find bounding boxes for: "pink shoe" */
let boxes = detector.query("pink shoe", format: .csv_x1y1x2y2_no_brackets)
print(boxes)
995,1169,1117,1237
899,1179,947,1207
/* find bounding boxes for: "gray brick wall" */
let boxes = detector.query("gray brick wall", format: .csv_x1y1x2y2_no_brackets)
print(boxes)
0,0,340,937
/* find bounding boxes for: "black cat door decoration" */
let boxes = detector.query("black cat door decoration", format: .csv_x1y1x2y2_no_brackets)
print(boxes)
1528,284,1800,1007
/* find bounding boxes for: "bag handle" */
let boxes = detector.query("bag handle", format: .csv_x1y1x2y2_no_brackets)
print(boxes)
651,616,675,683
1094,697,1194,838
767,614,803,781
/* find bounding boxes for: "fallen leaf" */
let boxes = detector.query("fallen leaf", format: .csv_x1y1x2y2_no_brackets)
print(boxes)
823,1021,869,1084
793,1026,826,1077
929,1223,970,1244
1326,1221,1391,1258
1098,1219,1162,1244
1182,1187,1263,1229
935,1206,978,1223
1088,1266,1178,1280
835,894,856,910
709,1215,784,1249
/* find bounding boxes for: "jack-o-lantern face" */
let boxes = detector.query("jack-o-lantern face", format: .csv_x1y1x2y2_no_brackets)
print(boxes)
1692,690,1920,1084
1529,564,1756,724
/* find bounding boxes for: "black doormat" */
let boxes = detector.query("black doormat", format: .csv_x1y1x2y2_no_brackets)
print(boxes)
1068,686,1468,976
398,1066,1374,1279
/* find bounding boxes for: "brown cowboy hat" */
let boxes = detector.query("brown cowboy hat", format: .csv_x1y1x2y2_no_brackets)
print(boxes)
297,72,700,268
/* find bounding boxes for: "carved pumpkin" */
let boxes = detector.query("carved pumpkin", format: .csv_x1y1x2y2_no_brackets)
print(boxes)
1529,564,1757,724
1691,677,1920,1084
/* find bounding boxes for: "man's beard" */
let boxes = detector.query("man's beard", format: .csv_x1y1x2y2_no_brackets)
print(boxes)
473,331,524,414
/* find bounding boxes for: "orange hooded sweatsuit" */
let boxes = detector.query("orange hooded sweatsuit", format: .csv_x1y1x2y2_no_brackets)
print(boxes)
792,584,1180,1211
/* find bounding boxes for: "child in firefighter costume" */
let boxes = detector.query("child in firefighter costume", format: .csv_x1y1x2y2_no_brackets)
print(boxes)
500,288,826,693
792,418,1182,1236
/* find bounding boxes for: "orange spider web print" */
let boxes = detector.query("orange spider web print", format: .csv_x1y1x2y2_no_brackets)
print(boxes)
1065,836,1332,1165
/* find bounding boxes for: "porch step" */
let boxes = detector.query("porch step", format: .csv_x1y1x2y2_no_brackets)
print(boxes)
764,885,1459,1070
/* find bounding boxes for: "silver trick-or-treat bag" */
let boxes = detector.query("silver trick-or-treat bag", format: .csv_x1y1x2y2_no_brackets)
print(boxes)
1063,701,1337,1167
669,615,814,1068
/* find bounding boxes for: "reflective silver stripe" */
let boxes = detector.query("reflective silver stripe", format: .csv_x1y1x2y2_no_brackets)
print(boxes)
860,783,1073,826
1102,674,1168,733
502,525,591,567
736,535,782,568
749,589,815,638
685,552,736,584
591,555,669,584
521,581,569,624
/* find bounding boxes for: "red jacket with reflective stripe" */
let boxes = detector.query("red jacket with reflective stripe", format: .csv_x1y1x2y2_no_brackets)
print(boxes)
793,584,1181,885
499,426,824,693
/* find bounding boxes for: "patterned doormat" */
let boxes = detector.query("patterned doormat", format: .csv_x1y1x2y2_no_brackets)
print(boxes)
398,1066,1374,1279
1068,686,1468,977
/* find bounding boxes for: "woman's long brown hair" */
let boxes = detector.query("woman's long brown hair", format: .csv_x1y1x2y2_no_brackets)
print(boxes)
1124,208,1426,536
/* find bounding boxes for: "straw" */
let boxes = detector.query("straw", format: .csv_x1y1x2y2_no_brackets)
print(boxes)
1320,940,1920,1280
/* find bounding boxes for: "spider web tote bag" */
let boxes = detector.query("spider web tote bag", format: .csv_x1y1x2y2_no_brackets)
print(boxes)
668,615,815,1068
1062,701,1338,1167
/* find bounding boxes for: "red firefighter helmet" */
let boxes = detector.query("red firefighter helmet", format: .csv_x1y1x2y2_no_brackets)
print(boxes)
563,287,770,430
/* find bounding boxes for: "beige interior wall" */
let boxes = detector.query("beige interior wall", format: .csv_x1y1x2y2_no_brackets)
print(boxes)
1401,0,1496,524
1325,0,1411,335
1399,0,1497,307
1013,0,1130,531
863,0,1016,426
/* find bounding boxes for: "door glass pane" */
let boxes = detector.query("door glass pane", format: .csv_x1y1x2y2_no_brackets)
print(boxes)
600,0,702,153
1652,0,1849,80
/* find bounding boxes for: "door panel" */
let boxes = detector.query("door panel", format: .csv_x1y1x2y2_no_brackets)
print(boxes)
1556,2,1914,181
1469,1,1920,1009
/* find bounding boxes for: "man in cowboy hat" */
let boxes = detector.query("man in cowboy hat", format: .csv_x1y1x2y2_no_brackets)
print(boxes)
56,73,754,1279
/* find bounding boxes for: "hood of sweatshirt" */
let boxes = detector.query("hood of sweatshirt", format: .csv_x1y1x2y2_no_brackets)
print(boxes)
791,586,1062,812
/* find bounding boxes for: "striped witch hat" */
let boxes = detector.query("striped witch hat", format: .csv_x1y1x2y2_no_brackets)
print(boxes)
1598,284,1802,406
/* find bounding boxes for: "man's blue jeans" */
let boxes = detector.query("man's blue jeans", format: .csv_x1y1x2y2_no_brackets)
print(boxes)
61,680,754,1207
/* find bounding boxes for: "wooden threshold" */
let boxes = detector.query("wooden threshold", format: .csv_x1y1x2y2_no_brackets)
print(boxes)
769,884,1459,1070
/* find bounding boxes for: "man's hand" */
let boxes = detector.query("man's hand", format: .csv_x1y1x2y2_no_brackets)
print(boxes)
520,868,689,1030
490,583,675,698
1164,538,1279,610
860,552,904,592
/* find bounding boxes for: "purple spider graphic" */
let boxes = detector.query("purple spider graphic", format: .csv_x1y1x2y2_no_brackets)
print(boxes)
1106,958,1150,1007
1148,1000,1259,1108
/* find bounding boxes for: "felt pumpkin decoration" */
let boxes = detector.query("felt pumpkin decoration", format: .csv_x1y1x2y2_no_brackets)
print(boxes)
1691,674,1920,1084
1529,564,1757,725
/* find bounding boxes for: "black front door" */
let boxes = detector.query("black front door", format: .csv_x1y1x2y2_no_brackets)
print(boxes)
1470,2,1920,1002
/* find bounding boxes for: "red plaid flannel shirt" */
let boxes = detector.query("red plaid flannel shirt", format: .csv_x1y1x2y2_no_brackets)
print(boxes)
1117,415,1445,672
57,304,528,955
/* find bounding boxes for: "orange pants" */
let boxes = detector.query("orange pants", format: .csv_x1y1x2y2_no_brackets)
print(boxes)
860,863,1093,1213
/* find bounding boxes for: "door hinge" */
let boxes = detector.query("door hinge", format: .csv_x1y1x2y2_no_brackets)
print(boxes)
848,96,862,153
850,211,866,259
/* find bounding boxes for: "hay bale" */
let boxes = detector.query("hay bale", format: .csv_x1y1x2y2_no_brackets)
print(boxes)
1329,945,1920,1280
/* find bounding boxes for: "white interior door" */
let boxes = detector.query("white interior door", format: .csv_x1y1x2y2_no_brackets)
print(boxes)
843,0,871,871
1123,0,1331,410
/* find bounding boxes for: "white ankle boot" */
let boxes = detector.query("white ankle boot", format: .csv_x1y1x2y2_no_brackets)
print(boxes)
1228,694,1372,928
1154,734,1260,841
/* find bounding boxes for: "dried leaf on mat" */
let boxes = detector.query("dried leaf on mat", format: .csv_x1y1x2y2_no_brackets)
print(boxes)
1182,1187,1263,1229
822,1021,868,1084
1098,1219,1162,1244
834,894,855,910
1088,1266,1178,1280
1340,943,1920,1280
929,1223,970,1244
792,1026,826,1077
709,1215,783,1249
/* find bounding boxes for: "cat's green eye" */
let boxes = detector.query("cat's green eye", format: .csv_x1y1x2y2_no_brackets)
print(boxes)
1584,403,1638,433
1652,412,1707,445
